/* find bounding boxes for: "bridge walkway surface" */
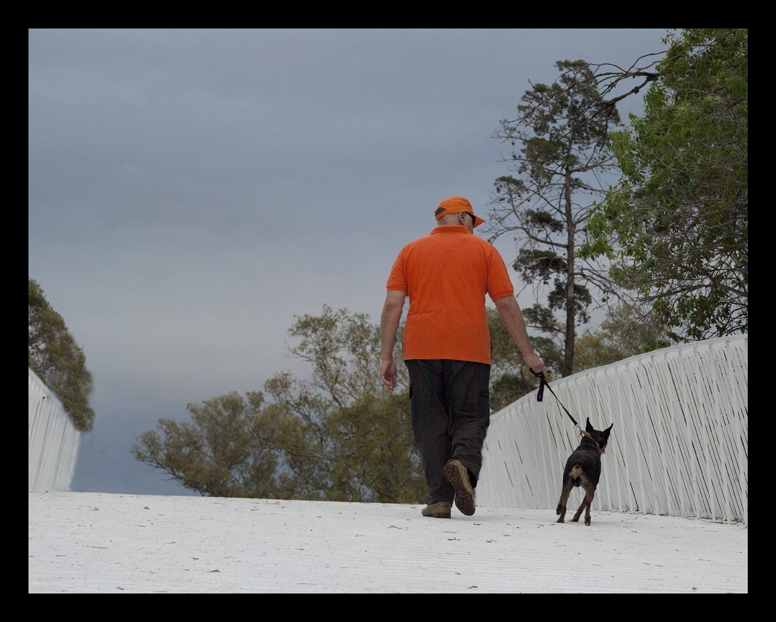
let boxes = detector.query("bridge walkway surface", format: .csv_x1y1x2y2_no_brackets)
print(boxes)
28,491,747,593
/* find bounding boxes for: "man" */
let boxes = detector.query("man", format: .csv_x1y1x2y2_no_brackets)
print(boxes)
380,196,544,519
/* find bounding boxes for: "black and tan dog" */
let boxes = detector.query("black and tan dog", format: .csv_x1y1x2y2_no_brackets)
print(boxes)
556,418,613,526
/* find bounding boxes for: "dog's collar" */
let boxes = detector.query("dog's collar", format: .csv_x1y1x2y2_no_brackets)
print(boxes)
579,428,605,455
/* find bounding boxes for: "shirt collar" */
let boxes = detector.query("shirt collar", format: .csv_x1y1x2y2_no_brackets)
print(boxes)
431,225,472,235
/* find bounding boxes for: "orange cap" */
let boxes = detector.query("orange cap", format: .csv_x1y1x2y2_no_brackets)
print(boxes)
434,196,486,228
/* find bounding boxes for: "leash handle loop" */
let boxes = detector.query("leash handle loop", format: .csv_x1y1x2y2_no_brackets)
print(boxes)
530,367,545,402
529,368,579,427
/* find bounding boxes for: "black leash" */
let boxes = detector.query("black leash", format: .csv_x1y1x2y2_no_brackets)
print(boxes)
530,368,579,427
530,369,607,452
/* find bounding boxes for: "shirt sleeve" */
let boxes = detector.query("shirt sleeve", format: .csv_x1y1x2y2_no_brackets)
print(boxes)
386,248,408,293
486,247,515,301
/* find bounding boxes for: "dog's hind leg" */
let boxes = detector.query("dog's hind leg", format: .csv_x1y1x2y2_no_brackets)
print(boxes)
572,485,596,526
557,465,581,523
556,488,570,523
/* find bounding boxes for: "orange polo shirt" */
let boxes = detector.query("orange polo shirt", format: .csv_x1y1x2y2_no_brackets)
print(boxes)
386,225,515,365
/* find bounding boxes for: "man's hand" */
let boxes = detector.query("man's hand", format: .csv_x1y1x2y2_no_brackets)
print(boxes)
524,353,544,375
380,358,398,391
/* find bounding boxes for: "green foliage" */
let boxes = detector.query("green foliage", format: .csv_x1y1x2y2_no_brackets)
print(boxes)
488,60,623,376
572,304,670,373
513,249,567,284
132,392,277,498
547,280,592,325
522,303,562,337
133,306,426,503
28,278,95,432
583,29,748,341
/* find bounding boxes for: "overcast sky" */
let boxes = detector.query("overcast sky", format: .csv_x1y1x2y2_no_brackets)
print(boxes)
29,29,667,496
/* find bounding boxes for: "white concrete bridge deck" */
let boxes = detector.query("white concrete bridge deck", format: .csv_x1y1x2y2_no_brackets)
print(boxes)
29,491,747,593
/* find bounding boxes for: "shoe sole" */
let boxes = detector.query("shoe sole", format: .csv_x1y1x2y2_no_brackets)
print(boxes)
443,461,475,516
423,512,451,519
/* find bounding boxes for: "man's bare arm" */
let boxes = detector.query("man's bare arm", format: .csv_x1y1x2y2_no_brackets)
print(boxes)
380,290,406,390
494,295,544,374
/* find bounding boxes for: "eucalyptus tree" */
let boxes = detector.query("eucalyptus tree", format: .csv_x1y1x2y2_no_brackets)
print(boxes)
487,60,622,376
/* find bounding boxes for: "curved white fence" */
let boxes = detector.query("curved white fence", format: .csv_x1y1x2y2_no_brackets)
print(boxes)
28,368,80,492
479,335,748,524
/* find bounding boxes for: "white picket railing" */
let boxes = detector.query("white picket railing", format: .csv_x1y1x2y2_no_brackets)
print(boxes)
478,335,748,524
28,368,80,492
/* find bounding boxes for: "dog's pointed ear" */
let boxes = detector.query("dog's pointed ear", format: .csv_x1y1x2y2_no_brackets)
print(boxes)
603,423,613,437
586,417,593,432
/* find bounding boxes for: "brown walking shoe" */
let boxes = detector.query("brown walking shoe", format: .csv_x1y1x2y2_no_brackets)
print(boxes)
443,460,476,516
421,501,452,518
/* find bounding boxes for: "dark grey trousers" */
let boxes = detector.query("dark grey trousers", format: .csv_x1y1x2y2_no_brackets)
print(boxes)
405,359,491,505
